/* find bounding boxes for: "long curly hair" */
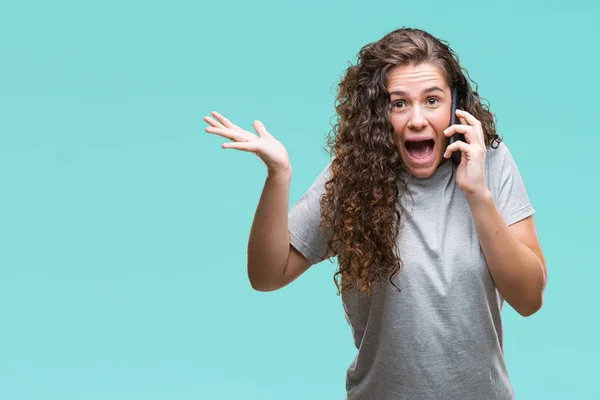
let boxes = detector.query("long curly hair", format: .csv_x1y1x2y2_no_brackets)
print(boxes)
319,27,502,297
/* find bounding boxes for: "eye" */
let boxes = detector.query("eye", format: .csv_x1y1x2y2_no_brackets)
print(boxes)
427,97,439,105
392,100,406,109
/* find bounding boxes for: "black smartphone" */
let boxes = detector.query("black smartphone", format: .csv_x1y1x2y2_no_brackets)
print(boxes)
448,86,465,166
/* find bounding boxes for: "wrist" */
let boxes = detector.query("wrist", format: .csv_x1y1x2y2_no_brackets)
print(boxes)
465,188,493,208
267,165,292,182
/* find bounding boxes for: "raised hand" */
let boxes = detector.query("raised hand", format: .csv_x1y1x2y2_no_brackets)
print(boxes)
443,109,487,199
204,111,291,177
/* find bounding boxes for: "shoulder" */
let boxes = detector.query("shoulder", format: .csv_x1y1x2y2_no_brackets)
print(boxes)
485,139,520,176
308,158,334,192
293,158,334,202
485,139,509,166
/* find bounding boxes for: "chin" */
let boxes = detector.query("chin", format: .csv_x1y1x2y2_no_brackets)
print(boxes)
398,144,444,179
406,162,439,178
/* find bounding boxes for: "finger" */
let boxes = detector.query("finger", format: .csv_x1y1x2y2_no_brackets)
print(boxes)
222,141,260,152
458,114,484,145
211,111,241,130
252,120,271,138
443,140,470,159
444,124,474,143
203,116,225,129
206,126,250,142
455,109,481,127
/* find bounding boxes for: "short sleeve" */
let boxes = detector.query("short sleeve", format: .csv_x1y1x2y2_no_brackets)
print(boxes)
288,160,335,265
486,142,535,226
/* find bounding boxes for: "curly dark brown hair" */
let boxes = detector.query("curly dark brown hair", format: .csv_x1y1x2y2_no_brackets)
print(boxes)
319,27,502,297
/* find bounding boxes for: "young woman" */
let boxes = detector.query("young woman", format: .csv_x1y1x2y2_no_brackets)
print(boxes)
204,27,547,400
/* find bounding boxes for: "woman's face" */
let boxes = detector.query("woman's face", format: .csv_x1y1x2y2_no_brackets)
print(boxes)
387,63,452,178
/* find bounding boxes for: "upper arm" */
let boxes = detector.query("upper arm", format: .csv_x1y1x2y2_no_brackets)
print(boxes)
278,244,313,289
509,215,547,281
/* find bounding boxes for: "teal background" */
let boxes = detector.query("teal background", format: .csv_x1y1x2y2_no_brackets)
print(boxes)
0,0,597,398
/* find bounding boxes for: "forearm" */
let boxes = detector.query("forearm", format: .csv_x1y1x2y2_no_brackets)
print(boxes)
466,190,546,316
247,168,293,290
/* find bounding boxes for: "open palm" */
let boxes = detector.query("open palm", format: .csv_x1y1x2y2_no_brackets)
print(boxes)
204,111,291,175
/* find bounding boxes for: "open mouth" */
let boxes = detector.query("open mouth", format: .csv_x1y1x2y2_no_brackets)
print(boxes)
405,139,435,160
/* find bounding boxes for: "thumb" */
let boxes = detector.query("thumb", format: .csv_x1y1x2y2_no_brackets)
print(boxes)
252,120,270,138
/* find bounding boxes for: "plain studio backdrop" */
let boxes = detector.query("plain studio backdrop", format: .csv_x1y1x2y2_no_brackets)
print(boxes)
0,0,598,398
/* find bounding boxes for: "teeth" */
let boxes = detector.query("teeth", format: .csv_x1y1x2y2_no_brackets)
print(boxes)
406,139,433,143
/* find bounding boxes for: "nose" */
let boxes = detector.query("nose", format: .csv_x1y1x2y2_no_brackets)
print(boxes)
407,107,427,130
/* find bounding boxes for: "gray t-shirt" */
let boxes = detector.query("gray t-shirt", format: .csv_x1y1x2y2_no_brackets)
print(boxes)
288,141,534,400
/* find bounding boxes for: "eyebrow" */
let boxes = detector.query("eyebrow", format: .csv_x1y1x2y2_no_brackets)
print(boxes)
389,86,445,96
